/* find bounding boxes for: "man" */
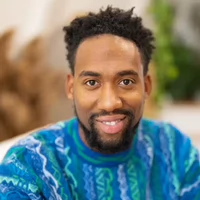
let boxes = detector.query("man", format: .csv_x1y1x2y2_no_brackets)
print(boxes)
0,6,199,200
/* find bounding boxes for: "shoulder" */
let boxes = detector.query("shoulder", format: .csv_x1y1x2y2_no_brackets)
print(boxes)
140,118,190,142
139,118,199,157
0,118,77,188
1,118,77,163
0,119,77,199
140,118,199,169
140,118,178,131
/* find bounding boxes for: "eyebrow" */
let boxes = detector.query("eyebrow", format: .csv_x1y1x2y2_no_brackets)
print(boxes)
117,70,138,77
79,69,138,78
79,71,101,78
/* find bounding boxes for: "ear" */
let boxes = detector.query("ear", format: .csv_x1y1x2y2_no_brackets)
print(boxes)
144,74,152,99
65,74,74,100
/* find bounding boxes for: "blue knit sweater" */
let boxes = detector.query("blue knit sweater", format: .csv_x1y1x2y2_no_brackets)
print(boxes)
0,118,199,199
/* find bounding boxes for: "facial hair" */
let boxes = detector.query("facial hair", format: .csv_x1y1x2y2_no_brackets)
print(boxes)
74,107,140,154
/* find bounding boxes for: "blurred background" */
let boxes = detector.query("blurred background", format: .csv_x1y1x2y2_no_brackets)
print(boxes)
0,0,200,157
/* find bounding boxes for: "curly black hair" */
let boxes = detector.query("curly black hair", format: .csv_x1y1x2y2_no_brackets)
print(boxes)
63,6,155,75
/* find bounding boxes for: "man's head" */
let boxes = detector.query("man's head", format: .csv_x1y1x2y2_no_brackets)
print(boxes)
64,6,155,154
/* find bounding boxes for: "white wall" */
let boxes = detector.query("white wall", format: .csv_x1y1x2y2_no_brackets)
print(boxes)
0,0,151,59
0,0,54,57
0,0,152,134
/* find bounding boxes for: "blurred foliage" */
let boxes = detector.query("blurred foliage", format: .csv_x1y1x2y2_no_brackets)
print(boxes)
150,0,200,102
0,30,65,141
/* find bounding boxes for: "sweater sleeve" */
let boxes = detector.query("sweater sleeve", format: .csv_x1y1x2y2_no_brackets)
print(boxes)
167,124,200,200
0,134,72,200
179,141,200,200
0,146,43,199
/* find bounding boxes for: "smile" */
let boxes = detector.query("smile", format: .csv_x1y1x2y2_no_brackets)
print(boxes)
96,116,126,134
102,120,122,126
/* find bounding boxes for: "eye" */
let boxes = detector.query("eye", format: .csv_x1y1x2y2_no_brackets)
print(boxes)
119,79,134,86
85,80,98,87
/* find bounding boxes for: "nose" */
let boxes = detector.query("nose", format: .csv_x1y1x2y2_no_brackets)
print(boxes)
97,84,123,112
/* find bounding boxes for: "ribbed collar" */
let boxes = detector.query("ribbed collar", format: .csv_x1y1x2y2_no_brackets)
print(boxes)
69,118,138,167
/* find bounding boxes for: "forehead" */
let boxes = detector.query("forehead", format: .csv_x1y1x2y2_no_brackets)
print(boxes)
74,34,142,74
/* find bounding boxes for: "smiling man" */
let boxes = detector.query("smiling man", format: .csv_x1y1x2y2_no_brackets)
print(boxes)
68,33,149,155
0,6,200,200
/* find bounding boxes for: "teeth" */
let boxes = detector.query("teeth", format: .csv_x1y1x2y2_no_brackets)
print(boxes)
103,120,119,126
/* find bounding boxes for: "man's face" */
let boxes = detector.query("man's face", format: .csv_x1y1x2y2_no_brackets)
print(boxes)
66,34,151,154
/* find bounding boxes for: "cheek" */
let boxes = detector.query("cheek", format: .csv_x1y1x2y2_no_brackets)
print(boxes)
124,91,145,118
73,87,97,116
134,94,145,121
124,89,144,105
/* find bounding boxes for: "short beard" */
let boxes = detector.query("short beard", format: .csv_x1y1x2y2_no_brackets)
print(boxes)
74,108,140,154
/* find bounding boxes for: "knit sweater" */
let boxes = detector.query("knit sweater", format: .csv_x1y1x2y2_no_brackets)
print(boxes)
0,118,199,200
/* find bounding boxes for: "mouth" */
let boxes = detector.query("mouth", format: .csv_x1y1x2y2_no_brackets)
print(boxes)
96,115,126,135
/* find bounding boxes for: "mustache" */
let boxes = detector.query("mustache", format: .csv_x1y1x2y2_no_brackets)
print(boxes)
89,109,134,121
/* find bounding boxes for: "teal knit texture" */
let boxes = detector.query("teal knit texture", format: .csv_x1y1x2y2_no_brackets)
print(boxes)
0,118,199,199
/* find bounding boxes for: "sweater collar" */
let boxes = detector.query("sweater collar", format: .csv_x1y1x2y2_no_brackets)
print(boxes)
70,118,138,167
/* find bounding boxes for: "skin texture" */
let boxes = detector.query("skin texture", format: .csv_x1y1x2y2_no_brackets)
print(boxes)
66,34,152,153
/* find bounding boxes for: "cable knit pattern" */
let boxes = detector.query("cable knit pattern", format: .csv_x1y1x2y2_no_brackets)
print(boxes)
0,118,199,199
